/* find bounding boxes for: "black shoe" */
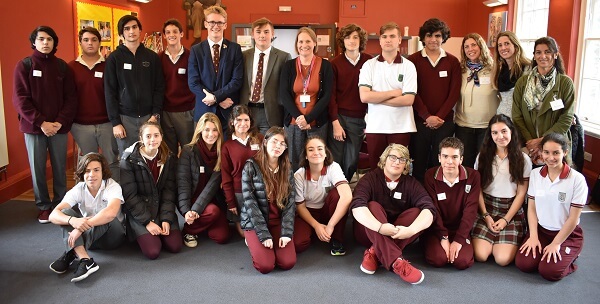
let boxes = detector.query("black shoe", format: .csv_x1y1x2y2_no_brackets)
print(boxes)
49,250,77,274
330,240,346,256
71,258,99,283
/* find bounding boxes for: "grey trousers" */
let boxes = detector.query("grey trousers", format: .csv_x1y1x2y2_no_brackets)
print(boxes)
328,114,366,181
24,133,67,210
116,114,151,156
161,110,194,155
61,208,126,251
249,106,270,135
70,122,119,181
285,122,328,172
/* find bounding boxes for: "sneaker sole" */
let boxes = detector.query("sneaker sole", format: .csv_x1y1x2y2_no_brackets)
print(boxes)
38,219,51,224
49,259,75,274
71,265,99,283
330,250,346,256
184,242,198,248
409,270,425,285
360,264,376,275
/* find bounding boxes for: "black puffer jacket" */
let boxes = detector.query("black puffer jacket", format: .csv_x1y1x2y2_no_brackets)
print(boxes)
120,143,178,227
177,144,223,215
240,159,296,242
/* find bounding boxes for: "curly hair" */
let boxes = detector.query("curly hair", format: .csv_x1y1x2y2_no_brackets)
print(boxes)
74,153,111,182
418,18,451,45
460,33,493,72
377,143,411,175
336,23,367,53
228,105,260,145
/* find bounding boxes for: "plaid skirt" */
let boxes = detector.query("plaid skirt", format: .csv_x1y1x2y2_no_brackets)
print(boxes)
471,193,525,245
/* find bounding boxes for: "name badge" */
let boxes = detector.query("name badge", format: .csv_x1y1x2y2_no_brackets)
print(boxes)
178,68,186,74
439,71,448,77
199,166,205,173
300,94,311,104
33,70,42,77
250,144,260,151
479,77,491,85
94,71,103,78
393,192,402,199
123,63,132,70
437,193,447,200
550,99,564,111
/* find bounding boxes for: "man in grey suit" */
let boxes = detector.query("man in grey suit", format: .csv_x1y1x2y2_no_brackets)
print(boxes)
240,18,291,134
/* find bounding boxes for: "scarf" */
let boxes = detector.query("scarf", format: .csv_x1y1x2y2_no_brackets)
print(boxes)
497,62,516,92
466,61,484,87
197,140,217,171
523,66,557,111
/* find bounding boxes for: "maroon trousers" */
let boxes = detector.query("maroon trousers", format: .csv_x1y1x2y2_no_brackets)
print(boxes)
182,203,230,244
515,225,583,281
293,188,348,253
365,133,411,169
136,229,182,260
354,202,422,270
423,232,474,270
244,221,297,274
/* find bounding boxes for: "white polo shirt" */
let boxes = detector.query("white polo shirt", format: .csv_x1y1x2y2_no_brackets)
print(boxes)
294,162,347,209
474,152,532,198
527,164,587,231
62,178,125,222
359,53,417,134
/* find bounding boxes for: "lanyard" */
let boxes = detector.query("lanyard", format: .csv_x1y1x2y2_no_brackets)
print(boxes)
297,56,316,95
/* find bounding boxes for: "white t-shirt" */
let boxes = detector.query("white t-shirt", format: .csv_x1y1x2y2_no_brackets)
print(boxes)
294,162,347,209
62,178,124,222
359,54,417,134
474,152,532,198
528,165,587,231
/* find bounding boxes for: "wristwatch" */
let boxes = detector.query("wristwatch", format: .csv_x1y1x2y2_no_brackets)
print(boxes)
441,235,449,241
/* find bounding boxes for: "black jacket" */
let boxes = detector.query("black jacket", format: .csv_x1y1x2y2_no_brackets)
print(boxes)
240,159,296,242
279,58,333,128
104,44,165,126
177,144,223,215
120,143,178,227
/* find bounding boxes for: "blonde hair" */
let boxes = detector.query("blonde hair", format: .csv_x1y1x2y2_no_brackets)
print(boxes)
189,112,223,171
295,27,318,54
204,5,227,21
460,33,493,72
377,144,411,175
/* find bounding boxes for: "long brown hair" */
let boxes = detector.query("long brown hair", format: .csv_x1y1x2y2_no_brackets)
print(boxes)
189,112,223,171
138,121,170,165
253,127,291,209
493,31,531,87
74,152,111,182
460,33,493,72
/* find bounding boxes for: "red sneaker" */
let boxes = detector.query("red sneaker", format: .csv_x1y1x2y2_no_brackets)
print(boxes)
38,210,51,224
360,246,378,274
393,258,424,285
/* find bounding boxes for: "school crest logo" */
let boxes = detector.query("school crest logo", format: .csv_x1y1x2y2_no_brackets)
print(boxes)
465,185,472,193
558,192,566,202
142,61,150,67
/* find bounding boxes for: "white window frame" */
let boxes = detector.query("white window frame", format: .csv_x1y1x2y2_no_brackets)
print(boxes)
575,0,600,137
514,0,550,60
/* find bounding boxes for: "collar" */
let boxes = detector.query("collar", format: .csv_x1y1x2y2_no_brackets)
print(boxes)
305,165,328,181
345,52,361,66
420,48,446,58
377,51,403,63
434,165,468,182
539,163,571,179
384,174,400,183
165,45,184,57
232,133,249,145
75,55,104,70
208,38,224,49
255,46,272,55
85,179,107,196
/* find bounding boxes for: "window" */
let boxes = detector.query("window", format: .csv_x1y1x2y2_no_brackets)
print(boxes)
576,0,600,134
515,0,550,59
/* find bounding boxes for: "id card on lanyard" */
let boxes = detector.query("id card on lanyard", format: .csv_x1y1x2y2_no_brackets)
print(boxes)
297,56,316,108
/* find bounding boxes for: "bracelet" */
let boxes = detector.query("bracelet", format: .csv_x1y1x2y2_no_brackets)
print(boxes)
501,217,509,225
482,212,490,218
68,216,72,225
377,223,384,234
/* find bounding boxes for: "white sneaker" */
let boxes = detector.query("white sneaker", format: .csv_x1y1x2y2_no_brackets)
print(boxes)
183,234,198,248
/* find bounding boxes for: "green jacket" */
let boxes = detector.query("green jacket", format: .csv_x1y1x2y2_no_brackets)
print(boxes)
512,73,574,142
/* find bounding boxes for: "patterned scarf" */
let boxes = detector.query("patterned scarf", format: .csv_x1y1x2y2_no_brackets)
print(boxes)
466,61,484,87
523,66,557,111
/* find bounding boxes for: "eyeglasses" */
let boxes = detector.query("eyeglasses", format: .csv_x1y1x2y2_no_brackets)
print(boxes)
206,21,226,27
269,139,287,148
387,155,408,164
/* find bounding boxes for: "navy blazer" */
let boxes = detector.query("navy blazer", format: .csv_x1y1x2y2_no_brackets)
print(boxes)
188,39,243,122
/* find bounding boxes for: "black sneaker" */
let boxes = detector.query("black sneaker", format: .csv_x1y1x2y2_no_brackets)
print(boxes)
71,258,99,283
49,250,77,274
330,240,346,256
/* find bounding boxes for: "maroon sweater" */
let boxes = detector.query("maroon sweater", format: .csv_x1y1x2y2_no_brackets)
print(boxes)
159,48,195,112
351,167,436,222
68,58,109,125
407,51,461,122
329,52,373,120
221,134,264,208
12,50,77,134
423,165,480,246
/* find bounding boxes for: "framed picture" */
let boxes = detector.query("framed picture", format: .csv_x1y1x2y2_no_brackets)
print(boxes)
488,11,507,48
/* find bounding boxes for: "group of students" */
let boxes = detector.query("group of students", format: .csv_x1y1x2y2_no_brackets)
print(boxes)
11,4,584,285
